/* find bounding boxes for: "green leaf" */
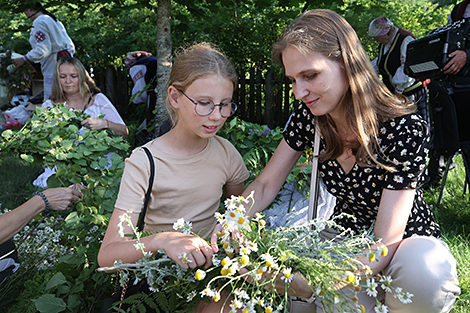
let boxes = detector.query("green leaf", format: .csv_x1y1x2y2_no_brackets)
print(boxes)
45,272,67,290
67,294,81,310
32,294,66,313
58,254,82,265
20,154,34,163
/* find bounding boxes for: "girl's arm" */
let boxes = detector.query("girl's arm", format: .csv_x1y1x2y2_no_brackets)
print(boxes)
98,208,214,270
242,139,302,217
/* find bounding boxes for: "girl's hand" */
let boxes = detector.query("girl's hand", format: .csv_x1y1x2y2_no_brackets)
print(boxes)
81,118,107,130
210,225,243,254
159,232,214,270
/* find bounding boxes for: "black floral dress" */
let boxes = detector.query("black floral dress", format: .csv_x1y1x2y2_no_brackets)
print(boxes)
284,103,441,239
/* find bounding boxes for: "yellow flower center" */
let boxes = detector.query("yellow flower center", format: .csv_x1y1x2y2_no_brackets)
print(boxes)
265,307,273,313
240,255,249,265
221,258,230,266
285,272,291,279
220,268,228,276
381,246,389,256
346,273,355,283
229,212,236,218
195,271,205,281
214,294,220,302
238,217,245,225
368,253,376,262
266,260,272,267
259,219,266,226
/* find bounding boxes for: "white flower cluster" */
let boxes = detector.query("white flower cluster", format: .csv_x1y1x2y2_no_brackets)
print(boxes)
13,215,72,270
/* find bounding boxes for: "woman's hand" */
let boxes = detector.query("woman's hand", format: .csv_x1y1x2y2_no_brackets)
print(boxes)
81,118,129,138
81,117,107,130
159,232,214,270
42,187,83,211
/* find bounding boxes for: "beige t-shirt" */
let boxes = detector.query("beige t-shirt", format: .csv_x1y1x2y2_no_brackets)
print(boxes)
115,136,249,237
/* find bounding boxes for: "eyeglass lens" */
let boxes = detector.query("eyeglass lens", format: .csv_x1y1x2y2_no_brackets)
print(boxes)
195,99,236,117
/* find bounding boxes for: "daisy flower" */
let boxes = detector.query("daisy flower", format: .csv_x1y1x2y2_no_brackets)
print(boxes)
179,253,192,264
366,278,378,297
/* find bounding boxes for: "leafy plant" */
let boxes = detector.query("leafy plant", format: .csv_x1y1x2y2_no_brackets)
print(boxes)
0,103,131,312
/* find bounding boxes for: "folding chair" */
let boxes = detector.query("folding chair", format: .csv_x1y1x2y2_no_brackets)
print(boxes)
428,80,470,207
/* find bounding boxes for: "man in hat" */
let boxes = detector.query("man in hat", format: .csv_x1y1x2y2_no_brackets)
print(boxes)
368,17,429,126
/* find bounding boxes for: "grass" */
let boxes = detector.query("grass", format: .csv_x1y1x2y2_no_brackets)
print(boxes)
0,151,468,311
424,154,470,312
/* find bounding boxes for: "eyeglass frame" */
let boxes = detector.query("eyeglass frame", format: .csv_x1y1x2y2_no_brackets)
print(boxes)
177,89,237,118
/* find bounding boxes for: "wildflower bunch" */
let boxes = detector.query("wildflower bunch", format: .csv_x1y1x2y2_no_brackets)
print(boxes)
99,192,413,312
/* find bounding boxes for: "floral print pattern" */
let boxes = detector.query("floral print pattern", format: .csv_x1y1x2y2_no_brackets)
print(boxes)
284,103,440,238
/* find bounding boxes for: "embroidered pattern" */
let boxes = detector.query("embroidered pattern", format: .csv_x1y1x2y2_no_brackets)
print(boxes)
35,31,46,42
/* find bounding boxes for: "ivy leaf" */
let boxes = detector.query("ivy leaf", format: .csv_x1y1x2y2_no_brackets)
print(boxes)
32,294,66,313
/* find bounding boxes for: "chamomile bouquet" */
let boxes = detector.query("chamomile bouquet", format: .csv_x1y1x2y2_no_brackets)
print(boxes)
99,192,413,313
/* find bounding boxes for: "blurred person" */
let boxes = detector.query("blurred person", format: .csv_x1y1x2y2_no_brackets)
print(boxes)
12,1,75,100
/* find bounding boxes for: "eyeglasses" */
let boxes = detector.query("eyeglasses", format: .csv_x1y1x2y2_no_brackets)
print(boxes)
178,89,237,118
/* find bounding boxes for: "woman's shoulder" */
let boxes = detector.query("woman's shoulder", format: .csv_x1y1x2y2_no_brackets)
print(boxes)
92,93,113,106
378,113,429,150
380,113,427,133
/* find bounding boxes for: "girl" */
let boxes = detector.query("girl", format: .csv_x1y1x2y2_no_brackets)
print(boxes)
242,9,460,313
98,43,249,312
33,56,128,188
46,56,128,137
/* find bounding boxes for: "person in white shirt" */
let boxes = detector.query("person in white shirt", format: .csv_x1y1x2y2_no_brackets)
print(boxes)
12,1,75,100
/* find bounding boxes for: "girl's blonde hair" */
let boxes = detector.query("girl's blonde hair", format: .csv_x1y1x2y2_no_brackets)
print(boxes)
50,56,100,102
165,42,238,126
272,9,415,169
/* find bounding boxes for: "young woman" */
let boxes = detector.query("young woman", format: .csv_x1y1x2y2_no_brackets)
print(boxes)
33,56,128,188
46,56,128,137
241,9,460,313
98,43,249,312
12,1,75,100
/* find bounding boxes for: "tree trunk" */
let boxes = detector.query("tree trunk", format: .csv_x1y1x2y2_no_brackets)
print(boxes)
155,0,172,136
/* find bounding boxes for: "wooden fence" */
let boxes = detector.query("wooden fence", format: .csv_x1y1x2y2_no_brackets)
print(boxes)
93,66,297,128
